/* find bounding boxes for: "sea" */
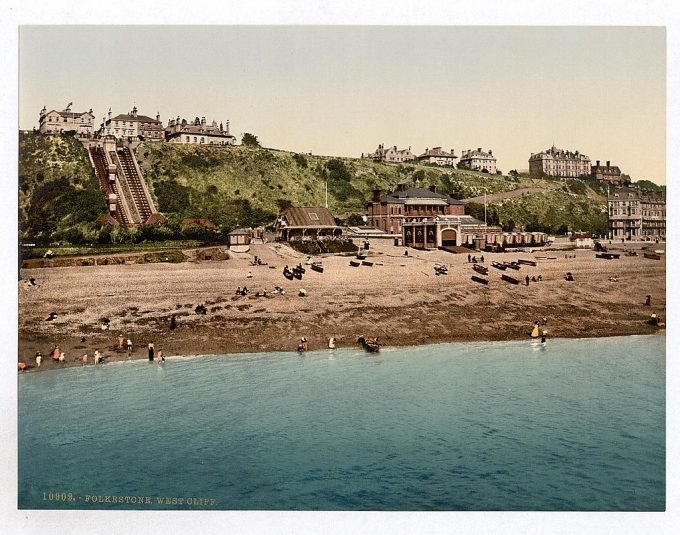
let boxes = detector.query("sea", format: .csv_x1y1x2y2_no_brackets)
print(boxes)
18,335,665,511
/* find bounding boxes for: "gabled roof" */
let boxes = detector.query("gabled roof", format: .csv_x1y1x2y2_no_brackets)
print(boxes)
418,147,457,159
166,125,235,138
46,109,93,119
280,207,337,227
461,149,494,159
110,114,161,124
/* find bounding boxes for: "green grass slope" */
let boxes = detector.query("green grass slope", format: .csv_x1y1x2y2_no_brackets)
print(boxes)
17,133,609,244
19,132,106,240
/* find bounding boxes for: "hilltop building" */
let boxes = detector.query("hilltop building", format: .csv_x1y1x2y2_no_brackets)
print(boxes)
459,148,497,173
39,104,95,136
165,116,236,146
417,147,458,166
362,144,415,163
608,186,665,240
366,184,465,235
591,160,622,184
529,146,591,178
99,107,164,140
275,207,343,241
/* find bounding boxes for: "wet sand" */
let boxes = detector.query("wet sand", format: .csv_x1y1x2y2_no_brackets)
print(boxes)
18,240,666,371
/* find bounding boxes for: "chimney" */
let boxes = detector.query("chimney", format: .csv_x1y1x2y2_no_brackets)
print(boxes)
450,149,455,156
201,117,206,125
596,160,600,167
489,149,493,156
429,185,437,193
449,192,460,200
478,147,482,152
606,160,610,167
372,189,381,203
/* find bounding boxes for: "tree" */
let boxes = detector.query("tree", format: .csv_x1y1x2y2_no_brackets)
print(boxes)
241,133,260,147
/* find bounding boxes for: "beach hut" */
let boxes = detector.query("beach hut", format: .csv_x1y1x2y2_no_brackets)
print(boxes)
227,228,252,247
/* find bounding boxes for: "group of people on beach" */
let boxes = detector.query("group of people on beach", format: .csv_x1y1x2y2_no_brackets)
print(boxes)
297,337,339,352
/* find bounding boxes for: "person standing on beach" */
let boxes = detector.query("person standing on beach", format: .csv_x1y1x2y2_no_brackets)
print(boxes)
170,315,177,330
82,354,88,366
35,352,42,367
148,342,155,361
467,254,471,263
126,338,133,355
525,275,530,286
118,334,125,349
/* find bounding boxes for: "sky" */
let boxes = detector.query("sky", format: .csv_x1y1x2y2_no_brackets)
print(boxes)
19,26,666,183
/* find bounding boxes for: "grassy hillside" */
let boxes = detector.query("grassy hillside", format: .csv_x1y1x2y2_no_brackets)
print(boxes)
19,132,106,241
17,133,609,244
135,142,607,234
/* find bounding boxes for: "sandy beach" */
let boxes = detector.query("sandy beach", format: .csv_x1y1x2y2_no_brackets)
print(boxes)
18,240,665,371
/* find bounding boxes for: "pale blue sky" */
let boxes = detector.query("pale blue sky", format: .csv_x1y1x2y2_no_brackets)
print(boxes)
19,26,666,182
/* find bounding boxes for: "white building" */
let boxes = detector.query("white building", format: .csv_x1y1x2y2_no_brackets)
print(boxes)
39,104,95,136
165,116,236,146
99,106,164,141
362,144,415,163
417,147,458,166
459,148,497,173
529,146,591,178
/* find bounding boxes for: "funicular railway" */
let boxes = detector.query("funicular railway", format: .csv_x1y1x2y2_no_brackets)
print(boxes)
87,138,165,226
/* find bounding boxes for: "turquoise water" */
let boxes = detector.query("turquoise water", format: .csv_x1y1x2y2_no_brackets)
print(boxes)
18,335,665,511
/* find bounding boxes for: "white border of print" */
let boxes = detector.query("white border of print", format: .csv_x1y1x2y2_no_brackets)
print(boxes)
1,1,678,534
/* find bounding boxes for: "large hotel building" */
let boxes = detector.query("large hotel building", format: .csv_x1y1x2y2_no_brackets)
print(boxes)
529,146,591,178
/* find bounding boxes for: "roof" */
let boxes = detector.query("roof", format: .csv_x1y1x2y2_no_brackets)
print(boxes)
228,228,250,235
279,207,338,228
461,149,495,159
418,147,457,159
181,218,218,229
380,187,465,206
166,126,235,139
109,114,161,124
46,109,93,119
592,164,621,173
530,146,589,160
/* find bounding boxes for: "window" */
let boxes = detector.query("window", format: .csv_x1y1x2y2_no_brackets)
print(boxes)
186,136,190,142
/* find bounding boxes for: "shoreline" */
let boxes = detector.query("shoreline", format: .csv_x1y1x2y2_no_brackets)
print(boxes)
18,331,666,374
19,241,666,374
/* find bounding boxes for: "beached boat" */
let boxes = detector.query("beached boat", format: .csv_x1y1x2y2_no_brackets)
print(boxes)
357,336,380,353
472,264,489,275
471,275,489,285
503,262,521,271
310,263,324,273
361,260,374,267
643,252,661,260
501,274,520,285
292,268,304,280
356,254,367,260
517,259,537,266
491,261,507,271
283,267,294,280
349,260,361,267
596,253,620,260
